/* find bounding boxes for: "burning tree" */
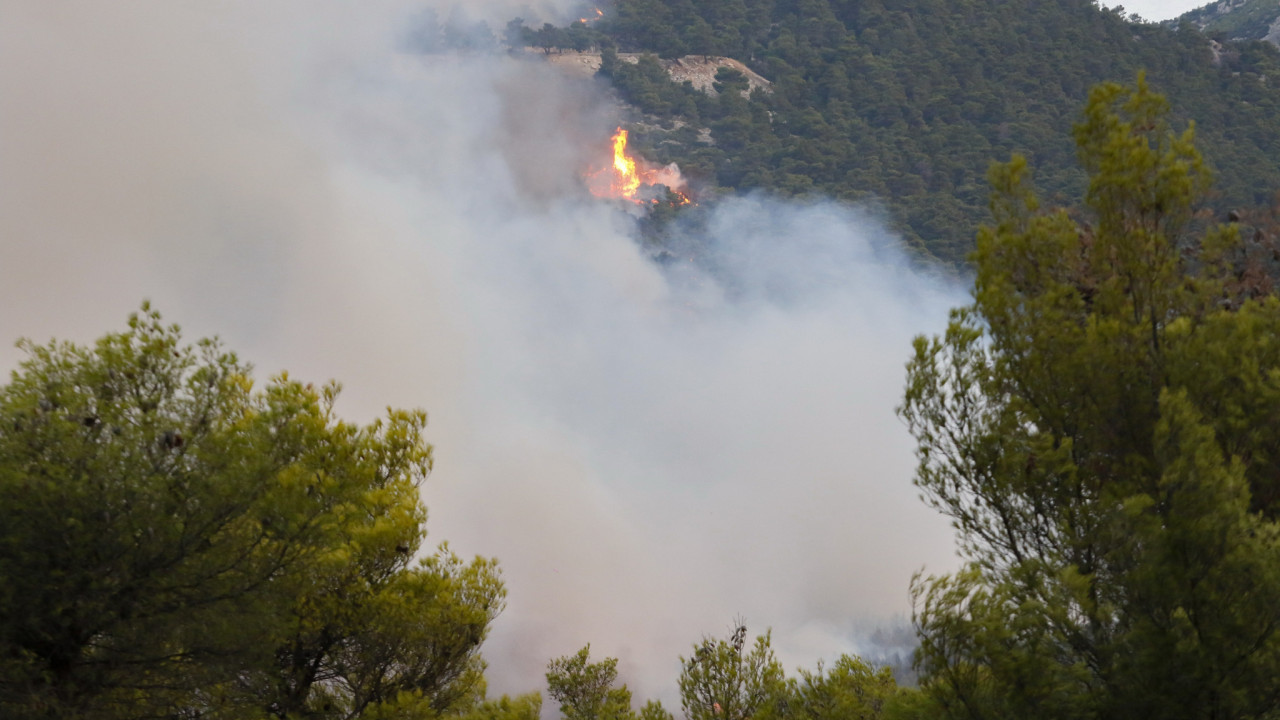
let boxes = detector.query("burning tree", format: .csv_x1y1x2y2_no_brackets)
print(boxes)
586,128,691,206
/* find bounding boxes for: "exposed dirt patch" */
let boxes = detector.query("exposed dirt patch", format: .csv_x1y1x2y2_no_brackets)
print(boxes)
661,55,771,95
528,49,771,96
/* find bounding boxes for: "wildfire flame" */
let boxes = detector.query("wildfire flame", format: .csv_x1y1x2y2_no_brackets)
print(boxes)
579,8,604,23
610,129,642,197
587,127,691,206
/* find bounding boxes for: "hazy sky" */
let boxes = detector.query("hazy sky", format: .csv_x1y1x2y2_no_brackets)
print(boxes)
1103,0,1210,21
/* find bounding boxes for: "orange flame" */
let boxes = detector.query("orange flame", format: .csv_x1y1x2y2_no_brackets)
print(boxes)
611,129,642,198
588,128,691,206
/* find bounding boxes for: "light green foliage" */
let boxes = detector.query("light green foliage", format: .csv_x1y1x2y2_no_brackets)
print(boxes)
546,645,635,720
639,699,675,720
555,631,896,720
544,646,681,720
455,691,544,720
678,623,785,720
0,305,504,720
776,655,898,720
899,77,1280,719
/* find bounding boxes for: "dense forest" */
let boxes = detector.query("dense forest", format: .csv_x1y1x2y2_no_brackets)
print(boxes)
506,0,1280,265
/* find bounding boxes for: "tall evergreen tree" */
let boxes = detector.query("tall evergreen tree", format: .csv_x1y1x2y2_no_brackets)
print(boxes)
899,76,1280,719
0,306,504,720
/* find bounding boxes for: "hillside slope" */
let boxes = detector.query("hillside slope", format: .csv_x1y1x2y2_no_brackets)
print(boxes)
521,0,1280,265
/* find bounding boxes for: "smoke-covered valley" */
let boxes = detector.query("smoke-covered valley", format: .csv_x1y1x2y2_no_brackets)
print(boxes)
1,0,963,706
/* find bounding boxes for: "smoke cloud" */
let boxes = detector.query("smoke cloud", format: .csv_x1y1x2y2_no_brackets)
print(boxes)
1,0,962,706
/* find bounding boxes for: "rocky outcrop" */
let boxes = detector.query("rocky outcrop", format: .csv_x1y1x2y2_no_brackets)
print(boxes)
527,49,771,96
1266,14,1280,45
1176,0,1280,46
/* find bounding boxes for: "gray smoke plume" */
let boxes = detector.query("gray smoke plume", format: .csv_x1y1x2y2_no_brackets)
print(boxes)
1,0,962,706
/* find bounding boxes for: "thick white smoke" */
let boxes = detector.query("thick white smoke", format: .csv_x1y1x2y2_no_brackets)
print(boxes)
1,0,961,707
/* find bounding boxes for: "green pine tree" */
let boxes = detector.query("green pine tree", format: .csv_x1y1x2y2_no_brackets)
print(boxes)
899,75,1280,720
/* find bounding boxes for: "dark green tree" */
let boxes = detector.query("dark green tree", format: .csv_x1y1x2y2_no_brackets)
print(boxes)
899,76,1280,719
535,23,567,54
0,306,504,720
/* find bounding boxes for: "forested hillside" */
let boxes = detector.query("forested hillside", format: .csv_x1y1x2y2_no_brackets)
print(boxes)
516,0,1280,265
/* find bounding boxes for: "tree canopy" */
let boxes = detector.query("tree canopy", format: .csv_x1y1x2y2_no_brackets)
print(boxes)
546,645,636,720
899,75,1280,719
0,305,505,720
677,622,785,720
